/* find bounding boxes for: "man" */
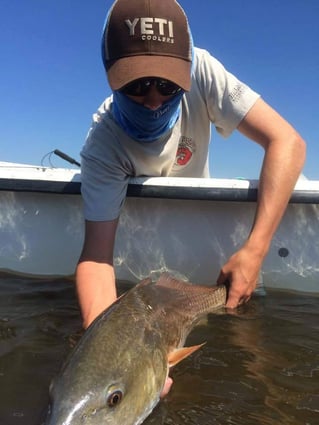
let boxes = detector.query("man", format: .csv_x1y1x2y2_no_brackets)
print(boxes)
76,0,306,330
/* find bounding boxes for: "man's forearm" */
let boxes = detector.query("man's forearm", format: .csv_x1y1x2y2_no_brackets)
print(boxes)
219,129,306,308
76,261,117,329
237,98,306,257
247,131,306,257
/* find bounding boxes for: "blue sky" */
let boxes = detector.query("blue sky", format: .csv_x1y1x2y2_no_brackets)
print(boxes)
1,0,318,178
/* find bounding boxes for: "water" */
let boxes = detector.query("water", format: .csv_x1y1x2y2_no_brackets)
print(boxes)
0,275,318,425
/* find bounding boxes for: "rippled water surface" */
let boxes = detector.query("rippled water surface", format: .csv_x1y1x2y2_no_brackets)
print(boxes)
0,275,318,425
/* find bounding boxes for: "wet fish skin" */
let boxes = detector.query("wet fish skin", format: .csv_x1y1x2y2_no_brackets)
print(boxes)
45,273,227,425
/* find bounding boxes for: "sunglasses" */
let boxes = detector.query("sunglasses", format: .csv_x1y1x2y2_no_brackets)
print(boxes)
120,78,182,97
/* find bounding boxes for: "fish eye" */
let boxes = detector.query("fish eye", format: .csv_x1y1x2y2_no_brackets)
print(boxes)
107,390,123,408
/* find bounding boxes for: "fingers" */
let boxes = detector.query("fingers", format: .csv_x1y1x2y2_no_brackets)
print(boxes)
216,270,228,286
219,271,252,308
225,279,253,308
160,376,173,398
226,293,251,309
225,289,241,309
217,255,258,308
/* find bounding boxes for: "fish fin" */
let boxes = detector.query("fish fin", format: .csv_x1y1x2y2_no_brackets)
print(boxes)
168,343,206,368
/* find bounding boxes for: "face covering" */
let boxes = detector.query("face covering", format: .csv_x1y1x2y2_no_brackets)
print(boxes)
112,90,184,143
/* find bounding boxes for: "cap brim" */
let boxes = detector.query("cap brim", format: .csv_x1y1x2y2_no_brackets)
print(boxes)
107,56,192,92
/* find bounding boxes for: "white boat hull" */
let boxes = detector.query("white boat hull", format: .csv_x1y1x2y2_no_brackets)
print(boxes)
1,162,319,293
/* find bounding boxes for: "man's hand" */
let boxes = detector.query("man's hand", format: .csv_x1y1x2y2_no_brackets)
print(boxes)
160,377,173,398
217,244,263,308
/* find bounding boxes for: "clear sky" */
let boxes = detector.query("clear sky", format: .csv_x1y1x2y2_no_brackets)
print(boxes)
1,0,318,179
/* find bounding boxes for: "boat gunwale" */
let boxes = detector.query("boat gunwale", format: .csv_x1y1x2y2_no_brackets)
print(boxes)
1,177,319,204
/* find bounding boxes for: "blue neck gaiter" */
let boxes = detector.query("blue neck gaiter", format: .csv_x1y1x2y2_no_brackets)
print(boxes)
112,90,184,143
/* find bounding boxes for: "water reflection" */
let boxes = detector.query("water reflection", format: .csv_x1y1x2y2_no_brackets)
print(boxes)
0,276,318,425
145,292,319,425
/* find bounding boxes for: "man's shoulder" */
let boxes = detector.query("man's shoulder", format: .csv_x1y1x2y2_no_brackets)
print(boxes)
193,47,225,72
189,47,228,96
87,96,123,139
193,46,210,58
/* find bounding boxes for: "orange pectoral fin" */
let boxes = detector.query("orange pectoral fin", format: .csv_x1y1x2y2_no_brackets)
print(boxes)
167,343,206,368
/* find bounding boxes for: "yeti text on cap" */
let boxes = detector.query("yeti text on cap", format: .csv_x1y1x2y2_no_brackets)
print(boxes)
125,18,175,43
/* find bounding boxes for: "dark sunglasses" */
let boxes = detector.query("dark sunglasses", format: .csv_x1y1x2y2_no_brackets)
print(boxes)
120,78,182,97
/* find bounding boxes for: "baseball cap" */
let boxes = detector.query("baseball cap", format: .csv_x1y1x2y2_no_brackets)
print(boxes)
102,0,192,91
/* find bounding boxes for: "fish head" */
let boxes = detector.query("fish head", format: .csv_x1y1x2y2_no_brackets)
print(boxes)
45,345,167,425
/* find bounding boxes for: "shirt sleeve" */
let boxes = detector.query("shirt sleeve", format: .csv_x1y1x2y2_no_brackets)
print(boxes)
80,115,130,221
193,48,260,138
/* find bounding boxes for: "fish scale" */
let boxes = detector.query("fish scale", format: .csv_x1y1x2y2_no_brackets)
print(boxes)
45,273,227,425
